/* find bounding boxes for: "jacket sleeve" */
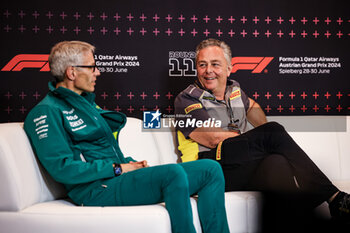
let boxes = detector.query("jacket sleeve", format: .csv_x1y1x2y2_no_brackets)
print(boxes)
24,105,115,185
95,105,137,163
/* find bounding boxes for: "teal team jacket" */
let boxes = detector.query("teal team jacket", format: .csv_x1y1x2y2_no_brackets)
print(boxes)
24,82,136,205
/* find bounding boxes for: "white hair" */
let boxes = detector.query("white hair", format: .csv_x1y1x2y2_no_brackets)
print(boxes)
48,41,95,82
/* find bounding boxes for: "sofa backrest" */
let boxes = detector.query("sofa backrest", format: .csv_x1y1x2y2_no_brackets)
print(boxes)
119,117,179,165
120,115,350,181
267,116,350,181
1,116,348,211
0,118,178,211
0,123,66,211
120,116,350,181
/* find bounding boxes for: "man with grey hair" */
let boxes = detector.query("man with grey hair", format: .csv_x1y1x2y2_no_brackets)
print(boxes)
175,38,350,231
48,41,97,83
24,41,230,233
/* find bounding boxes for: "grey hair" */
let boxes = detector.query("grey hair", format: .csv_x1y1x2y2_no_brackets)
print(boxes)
48,41,95,82
195,38,232,66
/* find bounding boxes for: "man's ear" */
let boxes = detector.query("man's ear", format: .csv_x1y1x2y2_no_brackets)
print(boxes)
65,66,75,81
227,64,232,77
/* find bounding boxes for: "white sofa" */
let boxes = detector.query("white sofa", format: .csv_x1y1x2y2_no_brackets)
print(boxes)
0,116,349,233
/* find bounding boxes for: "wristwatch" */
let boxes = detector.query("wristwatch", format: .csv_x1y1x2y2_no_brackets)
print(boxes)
113,163,123,176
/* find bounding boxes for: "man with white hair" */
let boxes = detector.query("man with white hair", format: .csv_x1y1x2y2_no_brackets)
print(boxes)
24,41,230,233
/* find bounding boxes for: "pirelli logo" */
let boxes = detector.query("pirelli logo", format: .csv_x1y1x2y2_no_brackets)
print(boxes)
216,141,223,160
1,54,50,71
185,103,203,114
229,89,241,100
231,57,273,73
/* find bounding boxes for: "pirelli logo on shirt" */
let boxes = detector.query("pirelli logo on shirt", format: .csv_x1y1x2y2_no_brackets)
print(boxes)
185,103,203,114
229,89,241,100
216,141,223,161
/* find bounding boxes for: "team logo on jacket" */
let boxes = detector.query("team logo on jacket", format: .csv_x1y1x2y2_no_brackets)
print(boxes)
143,110,162,129
184,103,203,114
229,89,241,100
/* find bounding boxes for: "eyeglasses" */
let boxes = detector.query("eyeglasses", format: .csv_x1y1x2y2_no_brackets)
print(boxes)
73,65,99,72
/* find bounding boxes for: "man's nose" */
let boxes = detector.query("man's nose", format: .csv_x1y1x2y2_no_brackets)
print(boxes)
95,67,101,76
205,64,213,73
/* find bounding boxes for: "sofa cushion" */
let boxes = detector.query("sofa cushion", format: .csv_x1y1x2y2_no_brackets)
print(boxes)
0,200,172,233
0,197,204,233
225,192,262,233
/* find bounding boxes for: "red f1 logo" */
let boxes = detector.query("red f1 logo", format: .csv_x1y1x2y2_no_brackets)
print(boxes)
231,57,273,73
1,54,50,71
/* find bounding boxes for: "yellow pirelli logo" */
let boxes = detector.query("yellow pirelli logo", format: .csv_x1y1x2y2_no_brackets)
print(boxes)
216,141,223,160
229,89,241,100
185,103,203,114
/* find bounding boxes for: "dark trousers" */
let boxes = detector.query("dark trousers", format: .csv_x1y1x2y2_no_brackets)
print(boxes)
199,121,339,207
199,122,341,232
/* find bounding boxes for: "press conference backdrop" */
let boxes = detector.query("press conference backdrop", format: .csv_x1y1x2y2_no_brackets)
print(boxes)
1,0,349,123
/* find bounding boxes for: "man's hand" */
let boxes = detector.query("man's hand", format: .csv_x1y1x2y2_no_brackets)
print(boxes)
120,160,148,173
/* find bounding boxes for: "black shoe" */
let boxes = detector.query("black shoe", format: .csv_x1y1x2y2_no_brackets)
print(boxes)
329,191,350,220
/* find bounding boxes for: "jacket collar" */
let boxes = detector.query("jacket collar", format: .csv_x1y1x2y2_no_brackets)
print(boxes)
48,81,95,104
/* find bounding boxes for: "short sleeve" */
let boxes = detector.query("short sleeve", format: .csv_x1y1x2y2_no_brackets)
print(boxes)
240,88,250,112
174,93,210,138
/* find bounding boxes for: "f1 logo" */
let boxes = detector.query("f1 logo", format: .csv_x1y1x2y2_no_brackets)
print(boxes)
231,57,273,73
1,54,50,71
